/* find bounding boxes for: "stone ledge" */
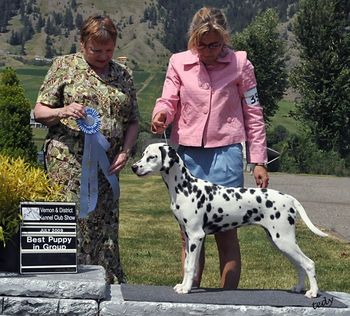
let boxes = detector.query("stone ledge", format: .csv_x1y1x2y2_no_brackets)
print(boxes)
0,265,106,300
1,296,98,316
100,285,350,316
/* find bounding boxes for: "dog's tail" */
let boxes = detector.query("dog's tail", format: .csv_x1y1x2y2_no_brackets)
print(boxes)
292,198,328,237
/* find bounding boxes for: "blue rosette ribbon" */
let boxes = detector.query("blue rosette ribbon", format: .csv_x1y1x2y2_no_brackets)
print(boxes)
77,107,119,218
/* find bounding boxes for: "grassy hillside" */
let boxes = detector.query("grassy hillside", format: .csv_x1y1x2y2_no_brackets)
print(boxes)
0,0,171,69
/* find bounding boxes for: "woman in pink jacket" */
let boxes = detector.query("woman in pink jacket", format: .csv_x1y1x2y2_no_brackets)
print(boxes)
151,7,269,289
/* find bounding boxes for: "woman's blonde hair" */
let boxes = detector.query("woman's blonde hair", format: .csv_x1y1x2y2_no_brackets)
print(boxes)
188,7,230,51
80,15,117,46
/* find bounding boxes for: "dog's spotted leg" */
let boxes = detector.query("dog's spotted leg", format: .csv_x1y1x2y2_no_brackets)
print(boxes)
174,231,205,294
270,234,318,298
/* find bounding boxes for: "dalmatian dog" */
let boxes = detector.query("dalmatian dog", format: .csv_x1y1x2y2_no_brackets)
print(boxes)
131,143,328,298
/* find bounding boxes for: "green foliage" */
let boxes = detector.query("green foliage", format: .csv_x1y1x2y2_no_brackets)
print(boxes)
0,154,63,246
0,68,37,163
290,0,350,158
157,1,298,53
278,133,349,176
233,9,288,124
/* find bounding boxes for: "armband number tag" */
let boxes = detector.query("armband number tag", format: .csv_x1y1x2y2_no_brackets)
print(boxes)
244,87,260,106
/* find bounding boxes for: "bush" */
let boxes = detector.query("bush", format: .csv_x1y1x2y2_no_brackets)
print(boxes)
279,135,350,176
0,154,64,246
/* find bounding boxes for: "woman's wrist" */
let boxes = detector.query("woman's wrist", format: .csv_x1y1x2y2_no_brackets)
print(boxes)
120,148,131,160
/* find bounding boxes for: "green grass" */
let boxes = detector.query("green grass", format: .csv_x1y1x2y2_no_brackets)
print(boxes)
119,173,350,292
269,100,298,134
0,66,49,106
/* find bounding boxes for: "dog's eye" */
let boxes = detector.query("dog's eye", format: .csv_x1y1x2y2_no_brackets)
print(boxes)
147,155,157,162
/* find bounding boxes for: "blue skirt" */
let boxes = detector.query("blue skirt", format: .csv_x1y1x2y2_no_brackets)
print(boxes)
177,144,244,187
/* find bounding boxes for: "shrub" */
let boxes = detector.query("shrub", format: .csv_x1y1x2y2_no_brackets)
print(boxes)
0,154,64,246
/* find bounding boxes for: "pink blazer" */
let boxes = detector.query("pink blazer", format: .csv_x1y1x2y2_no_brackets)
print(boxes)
153,49,267,163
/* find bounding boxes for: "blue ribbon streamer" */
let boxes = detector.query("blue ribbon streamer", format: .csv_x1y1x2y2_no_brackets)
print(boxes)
77,108,119,218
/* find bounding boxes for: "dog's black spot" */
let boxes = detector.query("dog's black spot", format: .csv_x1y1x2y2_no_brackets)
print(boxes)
261,188,268,193
218,207,223,213
203,213,208,227
192,198,194,203
176,204,180,209
222,193,230,201
231,222,238,226
183,218,187,223
253,208,258,214
260,214,264,218
214,216,223,223
222,223,230,228
204,185,212,194
206,204,212,213
266,200,273,208
208,193,214,201
276,233,280,238
239,188,247,194
190,244,196,252
256,196,262,203
250,189,256,194
288,216,295,225
235,193,242,200
275,211,281,219
197,194,206,209
193,185,198,193
254,216,261,222
242,215,250,224
175,187,179,194
289,207,295,214
270,214,275,220
174,175,177,182
227,189,235,194
196,190,202,199
247,210,253,216
207,223,222,234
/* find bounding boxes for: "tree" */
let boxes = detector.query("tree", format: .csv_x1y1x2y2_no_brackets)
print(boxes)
0,68,37,163
291,0,350,158
233,9,288,124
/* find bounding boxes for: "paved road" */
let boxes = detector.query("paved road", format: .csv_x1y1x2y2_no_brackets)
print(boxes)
244,172,350,242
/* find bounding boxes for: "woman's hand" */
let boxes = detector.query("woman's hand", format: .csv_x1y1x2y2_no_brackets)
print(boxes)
109,151,129,175
60,102,86,119
151,111,167,134
253,165,269,188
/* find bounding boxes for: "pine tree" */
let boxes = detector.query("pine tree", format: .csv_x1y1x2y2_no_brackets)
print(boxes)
291,0,350,158
233,9,288,124
0,68,37,163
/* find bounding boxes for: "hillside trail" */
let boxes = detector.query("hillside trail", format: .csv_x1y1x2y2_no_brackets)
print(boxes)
136,72,156,97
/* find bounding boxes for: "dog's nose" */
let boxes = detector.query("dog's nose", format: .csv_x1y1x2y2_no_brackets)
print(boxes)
131,165,138,173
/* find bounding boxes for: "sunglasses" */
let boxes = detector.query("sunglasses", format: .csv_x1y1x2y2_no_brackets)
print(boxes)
197,42,223,50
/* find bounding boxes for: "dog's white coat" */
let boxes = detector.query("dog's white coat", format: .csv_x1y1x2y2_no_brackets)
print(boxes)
132,143,328,298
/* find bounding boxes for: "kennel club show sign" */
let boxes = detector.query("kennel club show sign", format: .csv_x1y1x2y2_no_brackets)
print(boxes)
20,202,77,274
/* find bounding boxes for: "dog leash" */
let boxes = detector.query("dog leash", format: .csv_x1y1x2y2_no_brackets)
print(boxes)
163,131,168,145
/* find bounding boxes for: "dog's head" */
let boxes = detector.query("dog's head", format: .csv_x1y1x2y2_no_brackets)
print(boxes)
131,143,180,176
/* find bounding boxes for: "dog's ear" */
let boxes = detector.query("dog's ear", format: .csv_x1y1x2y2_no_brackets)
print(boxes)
159,145,167,167
168,147,179,163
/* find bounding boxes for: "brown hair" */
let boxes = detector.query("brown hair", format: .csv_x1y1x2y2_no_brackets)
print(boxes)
80,15,117,46
188,7,230,51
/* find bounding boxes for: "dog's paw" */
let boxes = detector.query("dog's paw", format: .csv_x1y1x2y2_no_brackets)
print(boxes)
291,285,305,293
173,283,190,294
305,289,318,298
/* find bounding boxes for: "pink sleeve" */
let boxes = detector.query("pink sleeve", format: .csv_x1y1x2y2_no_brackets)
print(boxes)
152,56,180,125
239,59,268,163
